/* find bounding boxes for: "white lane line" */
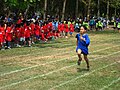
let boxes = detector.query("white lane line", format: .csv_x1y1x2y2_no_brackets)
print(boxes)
0,48,69,60
0,43,109,66
0,51,120,90
0,45,120,77
0,43,109,65
0,37,119,60
89,45,120,53
0,42,116,62
0,64,76,90
0,45,74,61
99,77,120,90
0,56,76,77
3,51,73,66
49,62,118,90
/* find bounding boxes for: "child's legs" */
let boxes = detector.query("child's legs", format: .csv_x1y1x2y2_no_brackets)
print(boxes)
83,54,89,67
0,42,2,48
77,49,82,61
20,37,25,46
118,28,120,33
26,37,31,46
0,42,4,49
62,31,65,37
6,41,11,47
65,32,68,36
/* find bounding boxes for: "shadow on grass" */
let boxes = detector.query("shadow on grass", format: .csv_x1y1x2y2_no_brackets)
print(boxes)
77,68,89,72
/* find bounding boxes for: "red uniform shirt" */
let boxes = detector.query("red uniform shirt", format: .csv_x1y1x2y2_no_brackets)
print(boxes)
65,24,69,32
58,24,61,32
24,26,31,38
20,27,25,37
17,19,22,24
35,25,40,36
30,23,35,35
0,27,3,42
70,24,74,32
48,22,53,31
61,24,65,31
46,31,51,39
0,27,5,42
41,33,45,40
15,27,21,39
6,27,13,41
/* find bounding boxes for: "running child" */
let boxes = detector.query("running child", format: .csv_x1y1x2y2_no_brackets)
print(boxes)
76,26,90,70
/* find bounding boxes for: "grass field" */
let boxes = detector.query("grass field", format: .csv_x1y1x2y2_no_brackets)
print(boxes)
0,30,120,90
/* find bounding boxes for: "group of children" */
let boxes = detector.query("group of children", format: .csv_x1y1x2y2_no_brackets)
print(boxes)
0,18,74,50
75,18,108,32
113,17,120,33
0,14,91,71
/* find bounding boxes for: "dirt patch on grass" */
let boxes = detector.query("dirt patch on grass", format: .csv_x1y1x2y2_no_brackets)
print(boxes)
12,53,75,67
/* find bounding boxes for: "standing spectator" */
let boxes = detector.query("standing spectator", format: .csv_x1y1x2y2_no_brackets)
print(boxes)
69,23,74,36
30,20,35,44
117,20,120,33
5,23,13,49
24,22,31,47
64,21,69,38
89,18,95,31
0,23,5,50
34,21,40,42
14,24,21,47
20,23,25,46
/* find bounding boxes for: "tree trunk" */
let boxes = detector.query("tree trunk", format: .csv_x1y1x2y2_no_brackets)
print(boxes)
44,0,47,20
106,0,109,20
115,7,116,17
76,0,79,18
24,4,30,19
61,0,67,22
97,0,100,17
87,0,91,20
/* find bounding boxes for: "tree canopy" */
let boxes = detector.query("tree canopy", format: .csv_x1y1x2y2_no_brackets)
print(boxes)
0,0,120,20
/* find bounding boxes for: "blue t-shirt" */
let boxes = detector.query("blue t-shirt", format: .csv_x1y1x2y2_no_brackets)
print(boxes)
76,33,90,54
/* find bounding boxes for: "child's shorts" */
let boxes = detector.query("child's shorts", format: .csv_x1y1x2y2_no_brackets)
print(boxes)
76,48,88,55
35,35,40,39
20,37,25,42
25,37,31,41
69,32,73,35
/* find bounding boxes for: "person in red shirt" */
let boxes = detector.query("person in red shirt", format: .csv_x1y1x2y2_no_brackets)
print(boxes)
30,21,35,44
58,22,61,36
0,24,4,50
43,23,48,34
56,30,60,38
48,21,53,31
69,23,74,36
14,24,21,47
64,22,69,38
5,22,13,49
24,22,31,47
46,30,51,40
41,30,47,41
19,23,25,46
60,22,65,38
17,16,24,24
0,23,5,50
34,21,40,42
